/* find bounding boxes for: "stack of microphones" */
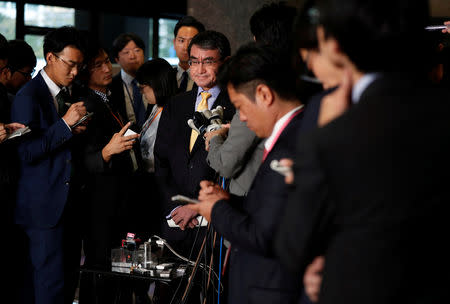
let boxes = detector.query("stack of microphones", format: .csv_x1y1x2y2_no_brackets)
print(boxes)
187,105,224,136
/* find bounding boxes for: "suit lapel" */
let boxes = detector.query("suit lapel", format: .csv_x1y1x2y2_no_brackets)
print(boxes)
34,73,60,124
182,89,197,158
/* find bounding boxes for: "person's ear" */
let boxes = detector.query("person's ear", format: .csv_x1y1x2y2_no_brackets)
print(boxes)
255,83,274,108
45,52,55,64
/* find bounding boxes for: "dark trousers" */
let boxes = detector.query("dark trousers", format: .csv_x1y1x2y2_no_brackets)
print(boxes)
18,209,81,304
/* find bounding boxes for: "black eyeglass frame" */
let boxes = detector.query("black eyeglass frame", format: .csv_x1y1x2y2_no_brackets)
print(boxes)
53,53,87,72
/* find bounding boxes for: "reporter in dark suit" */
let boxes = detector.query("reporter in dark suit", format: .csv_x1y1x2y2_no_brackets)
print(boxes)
274,1,450,304
76,42,144,304
154,30,235,256
188,44,305,304
11,26,87,304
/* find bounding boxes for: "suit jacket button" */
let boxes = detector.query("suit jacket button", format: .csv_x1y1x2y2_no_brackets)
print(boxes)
65,181,70,186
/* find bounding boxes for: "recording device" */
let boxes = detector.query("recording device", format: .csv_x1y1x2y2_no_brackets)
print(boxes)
187,105,224,136
270,159,293,177
121,232,142,251
171,194,200,204
71,111,93,128
167,216,208,228
124,128,138,142
425,25,449,31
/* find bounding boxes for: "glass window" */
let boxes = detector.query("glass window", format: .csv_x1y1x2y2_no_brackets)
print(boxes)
0,1,16,39
25,34,45,77
148,18,154,59
25,4,74,27
158,18,178,66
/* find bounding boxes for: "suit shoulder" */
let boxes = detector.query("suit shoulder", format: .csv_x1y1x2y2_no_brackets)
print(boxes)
14,75,47,102
166,90,195,107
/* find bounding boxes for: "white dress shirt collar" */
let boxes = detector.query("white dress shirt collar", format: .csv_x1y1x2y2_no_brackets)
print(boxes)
265,105,304,151
40,68,63,99
120,69,135,85
352,72,380,104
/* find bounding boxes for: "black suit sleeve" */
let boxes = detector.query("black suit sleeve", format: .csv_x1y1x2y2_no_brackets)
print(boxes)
273,131,335,275
154,98,181,215
211,166,291,257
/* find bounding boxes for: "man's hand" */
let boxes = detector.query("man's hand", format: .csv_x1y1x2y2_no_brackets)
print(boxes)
303,256,325,303
198,180,230,202
62,101,87,128
187,180,230,222
278,158,294,184
102,122,140,162
171,205,199,230
318,69,352,127
204,124,230,151
0,123,7,143
0,122,26,143
443,21,450,34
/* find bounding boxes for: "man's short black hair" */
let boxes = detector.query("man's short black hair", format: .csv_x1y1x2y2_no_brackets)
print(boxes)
76,39,109,85
7,40,37,71
174,16,205,37
249,1,297,50
43,26,87,58
111,32,145,59
187,30,231,61
135,58,178,106
218,43,298,102
317,0,430,72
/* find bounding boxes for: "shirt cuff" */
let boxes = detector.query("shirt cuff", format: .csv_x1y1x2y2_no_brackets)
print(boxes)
61,118,72,131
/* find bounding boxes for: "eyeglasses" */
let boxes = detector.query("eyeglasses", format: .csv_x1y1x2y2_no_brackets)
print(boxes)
53,53,86,72
188,59,220,67
14,68,35,78
91,57,111,70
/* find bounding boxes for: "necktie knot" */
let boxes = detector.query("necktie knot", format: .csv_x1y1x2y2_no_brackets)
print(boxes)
198,91,211,111
190,91,212,152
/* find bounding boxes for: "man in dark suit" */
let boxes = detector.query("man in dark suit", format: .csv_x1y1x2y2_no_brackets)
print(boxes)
274,1,450,304
173,16,205,93
187,44,304,304
11,26,88,304
109,32,147,132
76,42,150,304
154,30,235,257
